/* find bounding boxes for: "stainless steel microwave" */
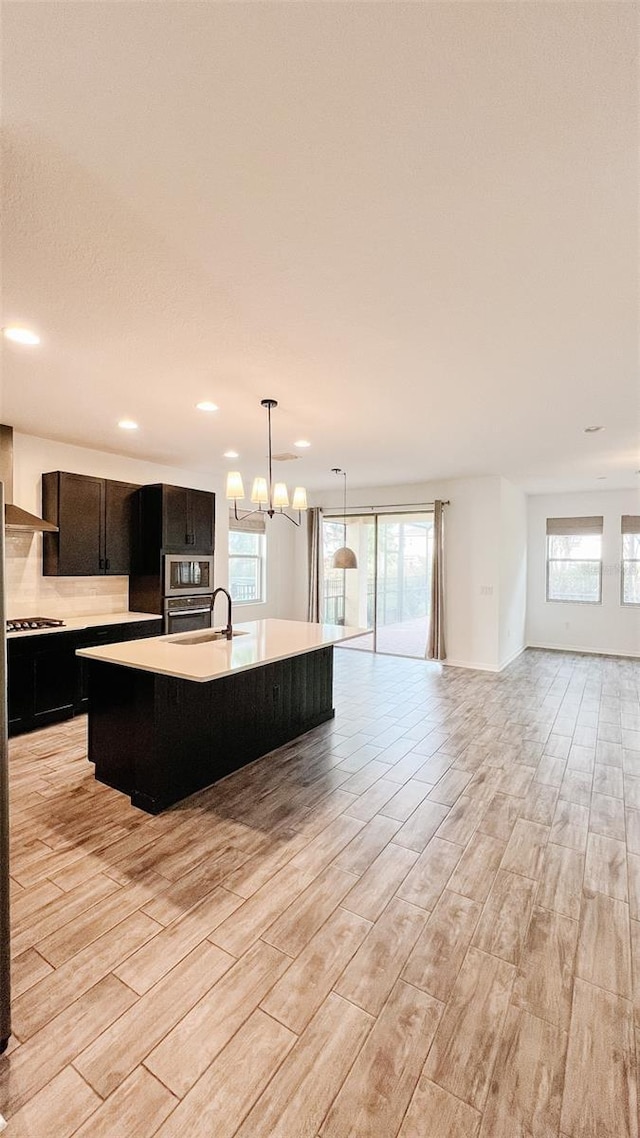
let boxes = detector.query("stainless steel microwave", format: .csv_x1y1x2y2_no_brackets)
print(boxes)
164,554,214,597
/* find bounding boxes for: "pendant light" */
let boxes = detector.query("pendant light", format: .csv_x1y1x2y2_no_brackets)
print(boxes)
331,467,357,569
225,399,308,525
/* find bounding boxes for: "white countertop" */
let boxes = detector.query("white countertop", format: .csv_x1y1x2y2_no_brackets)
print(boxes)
76,618,368,682
7,611,160,638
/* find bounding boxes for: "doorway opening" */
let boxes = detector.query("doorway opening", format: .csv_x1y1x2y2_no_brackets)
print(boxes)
322,511,434,659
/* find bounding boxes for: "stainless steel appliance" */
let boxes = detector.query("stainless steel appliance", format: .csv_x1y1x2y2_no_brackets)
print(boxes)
163,594,213,634
7,617,65,633
0,425,58,532
164,554,214,598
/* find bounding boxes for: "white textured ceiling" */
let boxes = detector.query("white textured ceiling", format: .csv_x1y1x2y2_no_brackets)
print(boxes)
1,2,638,492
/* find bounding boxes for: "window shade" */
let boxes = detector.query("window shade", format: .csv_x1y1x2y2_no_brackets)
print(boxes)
546,516,603,536
622,516,640,535
229,509,266,535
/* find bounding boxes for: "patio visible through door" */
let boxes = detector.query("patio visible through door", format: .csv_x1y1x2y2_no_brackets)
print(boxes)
322,511,434,659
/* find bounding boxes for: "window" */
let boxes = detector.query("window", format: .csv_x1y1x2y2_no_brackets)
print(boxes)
228,513,266,604
546,516,603,604
622,516,640,605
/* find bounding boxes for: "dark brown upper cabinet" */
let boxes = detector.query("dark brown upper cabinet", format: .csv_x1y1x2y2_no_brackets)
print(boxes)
132,484,215,566
103,479,138,573
42,472,139,576
187,488,216,552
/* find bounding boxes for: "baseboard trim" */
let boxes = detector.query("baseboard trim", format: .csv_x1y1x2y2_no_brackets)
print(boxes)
526,642,640,661
440,640,636,672
442,658,500,674
442,645,527,674
498,645,527,672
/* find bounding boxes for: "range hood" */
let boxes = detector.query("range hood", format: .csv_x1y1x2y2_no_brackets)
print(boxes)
0,425,58,532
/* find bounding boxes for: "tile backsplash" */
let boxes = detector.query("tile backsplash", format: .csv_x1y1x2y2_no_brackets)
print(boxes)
5,531,129,618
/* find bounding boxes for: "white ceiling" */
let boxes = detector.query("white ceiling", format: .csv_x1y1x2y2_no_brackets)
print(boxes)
1,2,638,493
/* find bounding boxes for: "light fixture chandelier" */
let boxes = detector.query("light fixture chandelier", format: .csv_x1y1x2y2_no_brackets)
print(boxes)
226,399,308,526
331,467,357,569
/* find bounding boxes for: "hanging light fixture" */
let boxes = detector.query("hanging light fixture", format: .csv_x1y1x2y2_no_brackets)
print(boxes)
331,467,357,569
226,399,308,525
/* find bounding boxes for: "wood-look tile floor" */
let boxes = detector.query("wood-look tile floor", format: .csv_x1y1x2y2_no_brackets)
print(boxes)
2,647,640,1137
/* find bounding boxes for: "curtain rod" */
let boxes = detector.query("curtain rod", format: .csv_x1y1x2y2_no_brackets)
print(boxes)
322,500,450,515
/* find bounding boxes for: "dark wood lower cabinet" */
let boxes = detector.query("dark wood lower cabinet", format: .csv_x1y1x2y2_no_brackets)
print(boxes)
7,620,162,736
33,645,77,729
7,654,34,736
86,647,335,814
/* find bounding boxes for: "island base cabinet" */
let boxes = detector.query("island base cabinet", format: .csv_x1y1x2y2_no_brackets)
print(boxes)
87,647,335,814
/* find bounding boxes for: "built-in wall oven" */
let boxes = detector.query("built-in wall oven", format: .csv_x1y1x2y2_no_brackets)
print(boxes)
164,555,214,597
162,555,215,632
164,595,213,635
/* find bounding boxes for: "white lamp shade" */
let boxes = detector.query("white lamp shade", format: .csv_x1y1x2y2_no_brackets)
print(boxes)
333,546,358,569
272,482,290,508
225,471,245,500
251,477,268,504
292,486,308,511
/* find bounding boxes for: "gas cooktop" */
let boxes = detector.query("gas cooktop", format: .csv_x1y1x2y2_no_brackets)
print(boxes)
7,617,66,633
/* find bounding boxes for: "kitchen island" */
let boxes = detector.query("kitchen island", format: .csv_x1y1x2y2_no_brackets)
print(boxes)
77,618,365,813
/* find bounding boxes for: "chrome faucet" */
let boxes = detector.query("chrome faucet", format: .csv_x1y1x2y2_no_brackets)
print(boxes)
212,587,233,640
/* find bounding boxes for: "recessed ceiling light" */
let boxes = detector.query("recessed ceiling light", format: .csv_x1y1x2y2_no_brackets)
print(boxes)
196,401,219,412
294,439,311,448
118,419,138,430
3,326,40,345
584,425,604,433
596,476,607,481
224,450,239,459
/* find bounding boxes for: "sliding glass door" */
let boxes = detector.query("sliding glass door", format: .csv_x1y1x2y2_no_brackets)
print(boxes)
375,513,433,657
322,511,433,659
322,516,375,651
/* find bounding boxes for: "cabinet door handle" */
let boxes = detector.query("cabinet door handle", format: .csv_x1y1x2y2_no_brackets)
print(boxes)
99,558,105,569
105,559,110,570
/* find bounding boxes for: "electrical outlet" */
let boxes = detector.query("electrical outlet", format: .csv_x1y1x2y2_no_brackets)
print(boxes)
480,585,493,596
564,621,570,630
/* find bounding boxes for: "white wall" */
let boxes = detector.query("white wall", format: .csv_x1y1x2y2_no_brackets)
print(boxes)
230,510,297,624
292,515,311,622
7,431,222,618
7,430,299,624
526,489,640,657
498,478,528,669
296,475,506,671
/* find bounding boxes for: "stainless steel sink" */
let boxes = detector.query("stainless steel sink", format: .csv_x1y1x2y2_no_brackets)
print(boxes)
168,629,249,645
